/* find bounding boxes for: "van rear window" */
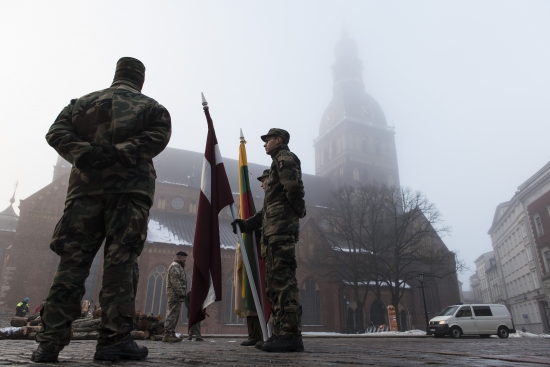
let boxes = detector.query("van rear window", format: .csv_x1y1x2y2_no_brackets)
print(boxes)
473,306,493,317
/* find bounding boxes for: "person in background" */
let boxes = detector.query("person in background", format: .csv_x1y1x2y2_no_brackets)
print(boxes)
163,251,188,343
16,297,30,317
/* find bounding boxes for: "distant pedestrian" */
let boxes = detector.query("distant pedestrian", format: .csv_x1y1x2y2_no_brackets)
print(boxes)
163,251,188,343
16,297,30,317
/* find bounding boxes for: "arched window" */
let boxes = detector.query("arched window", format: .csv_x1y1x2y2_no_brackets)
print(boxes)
398,303,409,331
145,266,168,316
369,299,387,327
353,167,360,181
301,278,321,326
224,278,244,324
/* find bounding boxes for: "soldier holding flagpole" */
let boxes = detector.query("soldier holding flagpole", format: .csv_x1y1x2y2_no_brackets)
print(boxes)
232,128,306,353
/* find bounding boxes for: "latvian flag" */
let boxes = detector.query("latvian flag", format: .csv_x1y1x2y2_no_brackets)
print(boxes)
189,98,234,328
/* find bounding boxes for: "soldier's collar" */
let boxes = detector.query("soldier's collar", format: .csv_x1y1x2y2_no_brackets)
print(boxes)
111,79,141,93
270,144,289,158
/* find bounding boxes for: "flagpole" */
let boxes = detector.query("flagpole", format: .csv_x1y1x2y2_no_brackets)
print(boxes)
201,93,268,341
230,204,268,341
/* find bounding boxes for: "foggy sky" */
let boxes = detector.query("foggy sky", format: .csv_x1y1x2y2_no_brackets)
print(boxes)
1,0,549,289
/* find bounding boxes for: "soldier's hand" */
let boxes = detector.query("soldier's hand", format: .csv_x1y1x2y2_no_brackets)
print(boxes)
231,219,246,234
87,144,118,169
178,295,186,302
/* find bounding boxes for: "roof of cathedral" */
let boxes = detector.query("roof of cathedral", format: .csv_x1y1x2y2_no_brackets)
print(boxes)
0,202,18,233
146,210,236,249
153,147,335,206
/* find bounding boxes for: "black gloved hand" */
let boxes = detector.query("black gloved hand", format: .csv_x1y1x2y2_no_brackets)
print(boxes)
86,144,118,169
178,294,186,302
231,219,246,234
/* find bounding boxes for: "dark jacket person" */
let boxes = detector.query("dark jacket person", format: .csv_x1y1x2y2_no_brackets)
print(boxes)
32,57,171,363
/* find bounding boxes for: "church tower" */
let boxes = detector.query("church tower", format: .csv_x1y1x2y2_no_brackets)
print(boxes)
314,29,400,188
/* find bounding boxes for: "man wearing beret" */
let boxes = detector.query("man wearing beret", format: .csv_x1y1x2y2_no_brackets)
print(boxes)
164,251,188,342
32,57,171,362
232,129,306,352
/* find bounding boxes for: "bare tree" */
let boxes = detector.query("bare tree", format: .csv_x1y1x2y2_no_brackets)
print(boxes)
313,184,465,331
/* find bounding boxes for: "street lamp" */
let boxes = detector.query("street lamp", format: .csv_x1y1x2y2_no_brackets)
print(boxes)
416,272,429,333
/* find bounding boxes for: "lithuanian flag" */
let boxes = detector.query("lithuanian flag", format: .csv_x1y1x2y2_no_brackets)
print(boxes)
233,134,269,319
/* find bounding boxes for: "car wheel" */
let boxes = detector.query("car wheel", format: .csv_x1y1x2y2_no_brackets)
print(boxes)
434,334,444,338
450,327,462,339
479,334,490,338
497,326,509,339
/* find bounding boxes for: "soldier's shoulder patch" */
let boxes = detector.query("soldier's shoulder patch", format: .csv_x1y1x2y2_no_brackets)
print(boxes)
278,160,284,170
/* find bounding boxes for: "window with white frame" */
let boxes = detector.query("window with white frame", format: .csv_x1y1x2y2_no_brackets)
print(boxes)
534,214,544,237
542,248,550,274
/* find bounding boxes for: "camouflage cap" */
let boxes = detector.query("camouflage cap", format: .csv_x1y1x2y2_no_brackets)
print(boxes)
115,57,145,76
257,169,270,181
260,128,290,143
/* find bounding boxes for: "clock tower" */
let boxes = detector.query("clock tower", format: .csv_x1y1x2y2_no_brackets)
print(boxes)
314,29,400,188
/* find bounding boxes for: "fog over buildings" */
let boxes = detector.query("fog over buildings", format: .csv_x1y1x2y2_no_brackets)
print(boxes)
1,0,550,290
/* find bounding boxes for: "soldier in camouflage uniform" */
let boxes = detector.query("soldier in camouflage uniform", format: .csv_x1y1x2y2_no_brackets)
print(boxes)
32,57,171,363
163,251,188,343
232,129,306,353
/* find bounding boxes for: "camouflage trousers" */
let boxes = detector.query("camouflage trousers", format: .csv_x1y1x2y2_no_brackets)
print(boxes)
265,237,302,337
164,300,182,336
36,194,150,351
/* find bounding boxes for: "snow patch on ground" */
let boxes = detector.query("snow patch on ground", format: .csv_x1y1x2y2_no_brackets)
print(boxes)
303,330,426,336
0,327,23,337
147,219,191,245
509,331,550,338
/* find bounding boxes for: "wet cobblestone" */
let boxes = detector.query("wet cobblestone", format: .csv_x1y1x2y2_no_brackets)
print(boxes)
0,335,548,366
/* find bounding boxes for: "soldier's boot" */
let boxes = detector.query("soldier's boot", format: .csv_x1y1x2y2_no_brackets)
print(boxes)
162,334,183,343
241,338,260,346
187,335,193,341
262,335,304,353
195,337,204,341
255,334,277,350
94,339,148,361
30,347,60,363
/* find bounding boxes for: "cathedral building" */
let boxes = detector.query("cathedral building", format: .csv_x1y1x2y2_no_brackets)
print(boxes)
0,31,459,334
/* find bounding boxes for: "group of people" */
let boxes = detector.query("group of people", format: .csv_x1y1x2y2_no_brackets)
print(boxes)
15,298,45,317
29,57,306,363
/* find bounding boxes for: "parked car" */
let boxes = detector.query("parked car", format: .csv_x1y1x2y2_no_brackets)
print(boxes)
427,304,516,338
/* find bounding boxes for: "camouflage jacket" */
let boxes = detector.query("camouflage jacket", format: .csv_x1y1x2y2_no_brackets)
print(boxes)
243,145,305,243
166,259,187,301
46,80,171,204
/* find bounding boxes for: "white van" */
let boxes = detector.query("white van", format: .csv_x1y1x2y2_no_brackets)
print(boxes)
427,304,516,338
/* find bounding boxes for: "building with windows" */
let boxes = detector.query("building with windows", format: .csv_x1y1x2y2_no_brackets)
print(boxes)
474,252,494,304
0,31,460,334
488,162,550,333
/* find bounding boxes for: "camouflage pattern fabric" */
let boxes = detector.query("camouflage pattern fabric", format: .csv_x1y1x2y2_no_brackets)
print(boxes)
243,144,306,244
164,260,186,336
45,81,171,205
164,300,182,336
242,142,305,338
166,260,187,301
36,193,150,351
265,237,302,337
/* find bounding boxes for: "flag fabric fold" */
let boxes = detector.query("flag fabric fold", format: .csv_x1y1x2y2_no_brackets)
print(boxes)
189,106,234,328
233,139,271,321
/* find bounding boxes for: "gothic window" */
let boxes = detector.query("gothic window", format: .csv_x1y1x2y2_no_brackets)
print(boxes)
369,299,387,326
224,278,245,324
301,278,321,325
353,167,359,181
145,266,168,316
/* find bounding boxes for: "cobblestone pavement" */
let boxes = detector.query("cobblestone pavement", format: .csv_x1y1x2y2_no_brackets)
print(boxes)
0,335,549,366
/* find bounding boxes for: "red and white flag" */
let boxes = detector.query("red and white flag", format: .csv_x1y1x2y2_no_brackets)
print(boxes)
189,95,234,328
